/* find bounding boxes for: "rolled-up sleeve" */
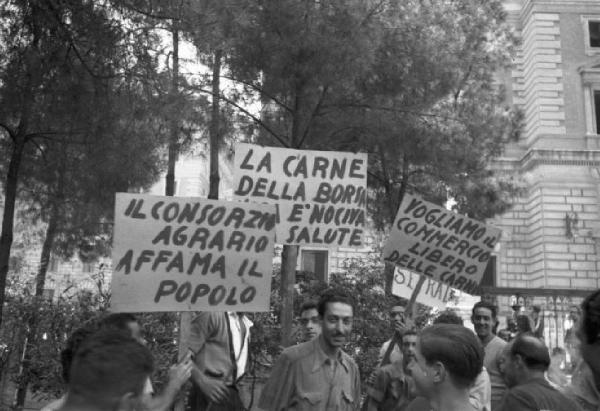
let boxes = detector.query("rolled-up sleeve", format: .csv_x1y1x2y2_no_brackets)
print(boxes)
258,353,295,411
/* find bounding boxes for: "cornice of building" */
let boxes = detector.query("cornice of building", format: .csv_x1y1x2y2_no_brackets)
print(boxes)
492,148,600,171
522,148,600,170
519,0,600,27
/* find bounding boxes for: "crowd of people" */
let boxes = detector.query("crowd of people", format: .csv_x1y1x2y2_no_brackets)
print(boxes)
40,288,600,411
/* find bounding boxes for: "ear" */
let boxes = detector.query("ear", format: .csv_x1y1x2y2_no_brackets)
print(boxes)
470,315,475,325
115,391,141,411
513,354,527,370
431,361,445,384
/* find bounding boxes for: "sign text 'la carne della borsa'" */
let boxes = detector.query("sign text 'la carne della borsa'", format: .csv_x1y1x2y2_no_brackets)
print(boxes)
232,143,368,248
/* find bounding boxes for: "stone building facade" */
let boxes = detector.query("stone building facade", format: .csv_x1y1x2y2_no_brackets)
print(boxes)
490,0,600,346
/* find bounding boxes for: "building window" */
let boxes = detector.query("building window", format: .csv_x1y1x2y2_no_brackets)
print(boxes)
582,16,600,55
590,21,600,47
300,249,328,283
579,62,600,135
82,262,94,273
595,91,600,133
480,255,497,288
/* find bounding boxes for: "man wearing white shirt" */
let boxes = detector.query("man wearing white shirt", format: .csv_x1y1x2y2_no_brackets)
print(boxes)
188,311,252,411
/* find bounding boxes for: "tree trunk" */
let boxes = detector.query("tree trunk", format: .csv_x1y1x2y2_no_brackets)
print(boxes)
280,244,299,347
0,135,27,329
15,150,64,409
384,156,410,296
166,27,179,198
208,49,222,200
280,86,305,347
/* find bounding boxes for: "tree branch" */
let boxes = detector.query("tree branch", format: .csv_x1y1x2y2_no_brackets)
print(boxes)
185,84,289,148
0,122,15,141
298,85,329,148
322,103,462,123
220,75,293,113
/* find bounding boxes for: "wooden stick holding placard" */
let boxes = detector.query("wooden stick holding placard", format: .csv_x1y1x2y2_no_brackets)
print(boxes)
406,275,426,319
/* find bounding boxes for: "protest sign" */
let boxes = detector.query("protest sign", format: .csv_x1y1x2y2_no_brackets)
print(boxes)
383,194,502,294
392,268,453,309
110,193,277,312
233,143,368,248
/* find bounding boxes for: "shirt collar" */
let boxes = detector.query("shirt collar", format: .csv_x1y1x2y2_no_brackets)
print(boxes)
311,336,350,373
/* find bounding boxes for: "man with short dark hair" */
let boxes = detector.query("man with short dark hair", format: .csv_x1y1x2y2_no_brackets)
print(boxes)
299,300,321,341
471,301,506,410
407,324,484,411
100,313,192,411
365,330,417,411
566,289,600,411
379,300,412,366
57,329,153,411
434,310,491,411
498,333,581,411
259,291,361,410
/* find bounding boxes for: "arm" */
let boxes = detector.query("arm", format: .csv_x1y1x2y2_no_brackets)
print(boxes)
469,368,491,411
258,352,295,411
364,367,384,411
188,313,228,403
141,355,193,411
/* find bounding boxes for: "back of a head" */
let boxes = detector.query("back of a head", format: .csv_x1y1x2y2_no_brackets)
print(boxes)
581,289,600,345
99,313,138,332
68,329,153,408
61,326,96,383
511,333,550,372
516,314,532,333
419,324,483,389
433,310,464,326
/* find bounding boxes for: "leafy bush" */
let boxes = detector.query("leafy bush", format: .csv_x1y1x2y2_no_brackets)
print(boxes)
1,254,432,402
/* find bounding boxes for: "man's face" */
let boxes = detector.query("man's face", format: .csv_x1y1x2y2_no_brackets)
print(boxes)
408,339,435,398
472,307,495,339
390,305,406,331
321,302,353,350
126,321,146,346
401,334,418,361
299,308,321,341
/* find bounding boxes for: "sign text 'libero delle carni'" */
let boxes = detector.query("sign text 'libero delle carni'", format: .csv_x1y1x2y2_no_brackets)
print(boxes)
233,143,367,248
110,193,276,312
383,194,502,294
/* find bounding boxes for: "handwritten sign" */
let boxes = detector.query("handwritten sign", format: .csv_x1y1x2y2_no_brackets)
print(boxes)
233,143,368,248
110,193,277,312
383,194,502,294
392,269,453,309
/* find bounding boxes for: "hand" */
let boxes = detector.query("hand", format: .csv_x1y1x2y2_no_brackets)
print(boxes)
199,377,228,403
394,316,414,334
367,371,377,386
167,354,193,390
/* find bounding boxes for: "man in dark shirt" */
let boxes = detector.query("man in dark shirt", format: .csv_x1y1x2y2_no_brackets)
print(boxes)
365,330,417,411
498,333,582,411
